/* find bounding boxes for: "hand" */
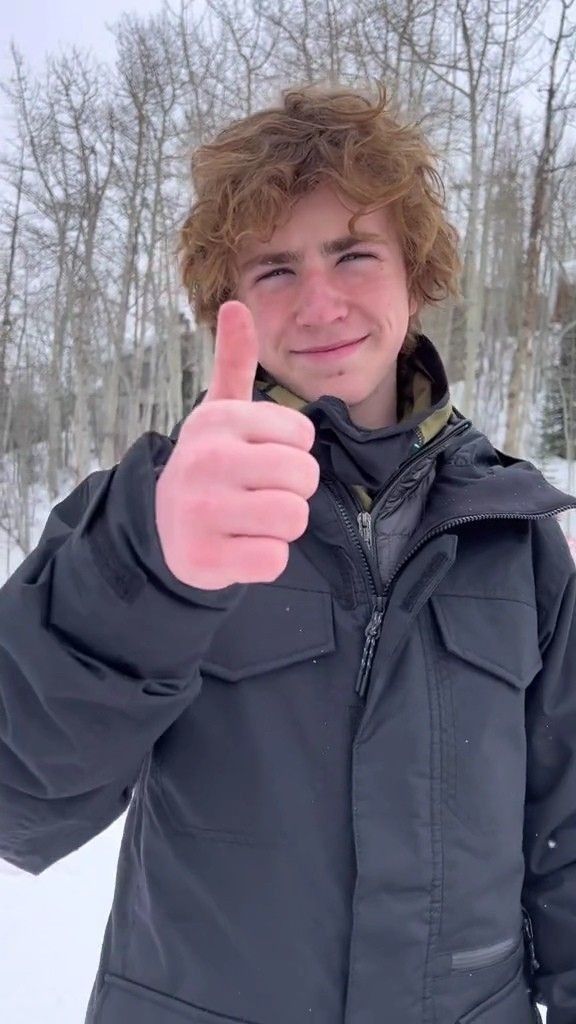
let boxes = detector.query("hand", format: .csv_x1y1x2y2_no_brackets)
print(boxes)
155,301,320,589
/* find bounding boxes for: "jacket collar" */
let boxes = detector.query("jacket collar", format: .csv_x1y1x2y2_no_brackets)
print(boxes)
172,332,576,524
253,334,576,524
254,331,453,443
253,334,453,512
424,421,576,529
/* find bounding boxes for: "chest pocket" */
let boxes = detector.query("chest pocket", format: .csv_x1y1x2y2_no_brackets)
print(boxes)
429,593,543,835
152,584,336,842
201,584,335,681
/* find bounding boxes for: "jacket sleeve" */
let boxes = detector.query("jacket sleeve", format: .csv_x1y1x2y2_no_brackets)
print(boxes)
522,516,576,1024
0,430,246,875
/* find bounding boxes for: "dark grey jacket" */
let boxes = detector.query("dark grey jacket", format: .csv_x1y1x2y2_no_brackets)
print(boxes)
1,336,576,1024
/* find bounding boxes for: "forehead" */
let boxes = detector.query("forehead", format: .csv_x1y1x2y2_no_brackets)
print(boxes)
236,184,395,258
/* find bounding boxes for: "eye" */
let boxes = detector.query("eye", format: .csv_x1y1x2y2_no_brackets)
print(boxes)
340,252,376,263
255,252,376,283
256,267,292,282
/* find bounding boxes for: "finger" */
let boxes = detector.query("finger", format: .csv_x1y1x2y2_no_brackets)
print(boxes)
206,300,259,403
205,440,320,499
218,490,310,542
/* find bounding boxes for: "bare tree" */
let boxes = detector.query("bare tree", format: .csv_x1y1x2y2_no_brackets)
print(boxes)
46,50,115,481
505,0,576,454
2,0,576,556
0,143,25,452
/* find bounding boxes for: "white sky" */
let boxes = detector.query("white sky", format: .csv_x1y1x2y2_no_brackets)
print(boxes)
2,0,565,69
2,0,167,69
0,0,170,135
1,0,569,138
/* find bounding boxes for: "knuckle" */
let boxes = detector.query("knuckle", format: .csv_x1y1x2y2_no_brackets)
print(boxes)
275,406,311,447
182,401,225,444
301,452,320,494
283,494,309,539
265,541,290,580
179,405,207,440
189,488,220,523
205,438,239,476
191,400,221,428
189,436,234,476
188,535,220,573
196,437,225,467
293,410,315,448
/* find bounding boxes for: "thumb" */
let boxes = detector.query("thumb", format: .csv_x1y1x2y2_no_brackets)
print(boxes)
205,300,259,403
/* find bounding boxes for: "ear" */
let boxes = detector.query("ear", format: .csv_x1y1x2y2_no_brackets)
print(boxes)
408,293,419,318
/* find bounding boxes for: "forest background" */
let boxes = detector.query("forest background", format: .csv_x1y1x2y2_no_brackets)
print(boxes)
1,0,576,560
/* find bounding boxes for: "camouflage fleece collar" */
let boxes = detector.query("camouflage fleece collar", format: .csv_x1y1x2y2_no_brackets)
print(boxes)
253,334,454,512
255,337,452,441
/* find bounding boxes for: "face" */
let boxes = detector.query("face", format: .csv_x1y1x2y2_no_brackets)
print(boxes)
234,183,418,429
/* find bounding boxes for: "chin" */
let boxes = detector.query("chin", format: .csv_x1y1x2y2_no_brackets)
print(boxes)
318,380,370,404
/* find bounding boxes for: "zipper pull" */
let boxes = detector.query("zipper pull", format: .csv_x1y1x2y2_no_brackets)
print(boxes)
522,907,540,974
357,511,373,550
355,596,385,698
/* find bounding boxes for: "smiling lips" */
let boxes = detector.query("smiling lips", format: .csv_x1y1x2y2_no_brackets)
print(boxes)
295,335,367,356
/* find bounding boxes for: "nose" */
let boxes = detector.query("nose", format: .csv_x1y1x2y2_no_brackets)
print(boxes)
294,271,349,328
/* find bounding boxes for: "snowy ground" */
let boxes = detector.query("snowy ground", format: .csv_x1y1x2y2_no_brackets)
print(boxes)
0,818,125,1023
0,447,570,1022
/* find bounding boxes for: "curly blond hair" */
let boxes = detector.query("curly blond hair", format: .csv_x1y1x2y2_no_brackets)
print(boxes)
176,81,461,353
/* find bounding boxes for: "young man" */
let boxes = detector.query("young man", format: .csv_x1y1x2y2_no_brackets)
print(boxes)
0,84,575,1024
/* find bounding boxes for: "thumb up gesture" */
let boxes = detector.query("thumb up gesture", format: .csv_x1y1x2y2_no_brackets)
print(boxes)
155,301,320,589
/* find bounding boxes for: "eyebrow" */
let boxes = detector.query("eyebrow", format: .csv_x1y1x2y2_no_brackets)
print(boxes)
239,233,388,274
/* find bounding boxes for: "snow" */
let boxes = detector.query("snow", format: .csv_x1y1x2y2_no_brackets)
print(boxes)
0,439,569,1023
0,818,124,1023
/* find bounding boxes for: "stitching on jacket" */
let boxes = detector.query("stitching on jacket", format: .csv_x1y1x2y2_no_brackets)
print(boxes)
402,553,449,612
87,518,144,604
420,605,446,1024
433,591,537,609
343,736,363,1018
332,549,359,610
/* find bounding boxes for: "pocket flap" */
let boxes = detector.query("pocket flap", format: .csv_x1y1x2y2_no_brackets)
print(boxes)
201,584,335,681
430,594,543,689
101,974,260,1023
457,959,532,1022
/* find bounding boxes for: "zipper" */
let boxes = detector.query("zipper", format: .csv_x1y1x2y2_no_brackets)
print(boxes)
382,505,576,612
323,481,382,698
354,596,386,697
325,418,470,700
368,416,472,520
451,909,540,975
325,482,380,601
324,415,576,701
451,934,521,971
522,906,540,974
351,505,576,698
326,417,473,592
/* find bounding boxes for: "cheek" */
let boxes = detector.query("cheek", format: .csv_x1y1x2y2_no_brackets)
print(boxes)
254,304,282,337
355,266,409,300
362,279,411,318
248,305,285,361
255,299,294,347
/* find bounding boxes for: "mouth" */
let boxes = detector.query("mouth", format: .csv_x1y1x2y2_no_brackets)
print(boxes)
293,335,368,358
